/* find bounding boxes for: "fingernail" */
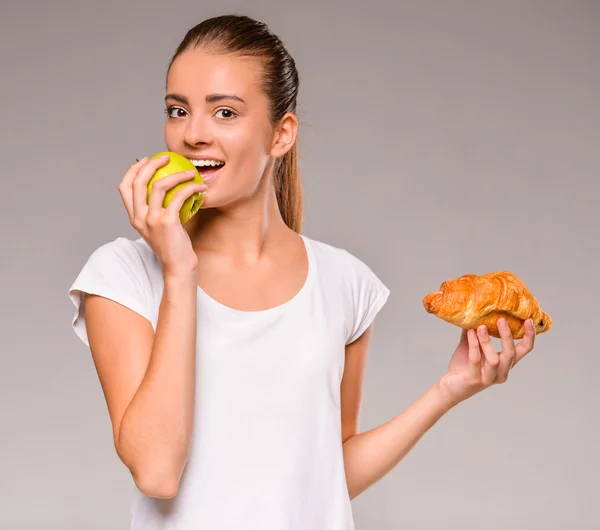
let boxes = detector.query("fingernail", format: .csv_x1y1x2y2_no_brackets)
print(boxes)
186,169,197,175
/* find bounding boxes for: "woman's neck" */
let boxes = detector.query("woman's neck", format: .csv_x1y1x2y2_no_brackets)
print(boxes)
184,183,292,262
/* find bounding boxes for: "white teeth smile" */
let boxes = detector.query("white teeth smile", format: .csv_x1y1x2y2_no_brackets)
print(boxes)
188,159,225,167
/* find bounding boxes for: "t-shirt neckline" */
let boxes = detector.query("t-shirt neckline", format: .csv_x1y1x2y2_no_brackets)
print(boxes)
195,233,315,317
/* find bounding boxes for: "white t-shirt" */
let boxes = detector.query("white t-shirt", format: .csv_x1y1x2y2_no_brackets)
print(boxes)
68,234,390,530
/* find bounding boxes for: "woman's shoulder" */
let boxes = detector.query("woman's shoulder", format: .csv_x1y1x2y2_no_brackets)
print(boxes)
85,235,157,268
68,235,160,346
72,235,162,294
301,234,378,277
301,234,390,343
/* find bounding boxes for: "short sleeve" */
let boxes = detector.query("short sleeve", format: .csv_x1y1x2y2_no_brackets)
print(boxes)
68,238,154,347
345,252,391,344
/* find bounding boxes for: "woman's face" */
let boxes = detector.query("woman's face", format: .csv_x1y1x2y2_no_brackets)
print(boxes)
164,48,292,209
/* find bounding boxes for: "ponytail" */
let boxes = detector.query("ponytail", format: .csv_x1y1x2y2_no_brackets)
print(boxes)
275,140,303,233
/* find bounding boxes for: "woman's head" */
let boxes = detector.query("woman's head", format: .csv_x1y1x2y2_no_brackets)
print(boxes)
164,14,302,232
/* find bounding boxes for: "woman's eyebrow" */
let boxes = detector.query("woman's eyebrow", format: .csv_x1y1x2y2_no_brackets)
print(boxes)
206,93,246,104
164,93,246,105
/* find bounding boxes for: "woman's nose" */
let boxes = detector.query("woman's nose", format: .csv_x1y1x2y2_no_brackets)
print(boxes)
184,117,213,146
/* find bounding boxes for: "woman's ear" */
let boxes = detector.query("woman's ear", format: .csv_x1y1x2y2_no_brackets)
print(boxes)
270,112,298,158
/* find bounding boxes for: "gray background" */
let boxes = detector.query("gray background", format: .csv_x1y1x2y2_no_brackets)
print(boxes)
1,0,598,529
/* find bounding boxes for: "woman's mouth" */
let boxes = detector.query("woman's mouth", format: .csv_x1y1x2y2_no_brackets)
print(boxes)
188,158,225,184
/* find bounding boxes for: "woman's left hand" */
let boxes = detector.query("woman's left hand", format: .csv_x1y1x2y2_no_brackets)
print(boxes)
437,317,537,406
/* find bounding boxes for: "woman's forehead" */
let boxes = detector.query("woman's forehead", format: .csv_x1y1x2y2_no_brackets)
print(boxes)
167,50,263,99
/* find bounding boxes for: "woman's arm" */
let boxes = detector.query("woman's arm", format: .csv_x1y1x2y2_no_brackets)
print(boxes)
85,270,198,499
341,324,452,499
341,318,535,500
342,375,452,500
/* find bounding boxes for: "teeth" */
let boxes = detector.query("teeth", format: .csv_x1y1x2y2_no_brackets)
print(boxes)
189,159,225,167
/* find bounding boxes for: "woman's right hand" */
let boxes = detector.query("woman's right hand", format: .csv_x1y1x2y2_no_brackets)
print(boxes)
118,154,208,276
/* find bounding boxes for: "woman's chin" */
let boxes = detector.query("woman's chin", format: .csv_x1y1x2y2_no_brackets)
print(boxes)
196,193,223,211
199,195,214,209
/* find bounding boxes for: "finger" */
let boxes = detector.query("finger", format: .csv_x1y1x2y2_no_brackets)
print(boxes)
118,157,148,219
120,157,149,190
148,169,200,211
514,318,536,366
132,154,170,220
478,325,499,385
458,327,469,346
165,183,208,216
496,318,516,382
467,329,482,379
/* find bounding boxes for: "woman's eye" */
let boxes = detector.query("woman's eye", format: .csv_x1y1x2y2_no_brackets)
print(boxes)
215,108,237,120
164,106,187,119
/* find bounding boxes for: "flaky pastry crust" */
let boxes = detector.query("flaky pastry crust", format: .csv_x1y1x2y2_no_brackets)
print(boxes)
423,271,552,339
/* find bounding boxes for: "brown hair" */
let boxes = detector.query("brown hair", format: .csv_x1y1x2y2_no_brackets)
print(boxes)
166,14,303,232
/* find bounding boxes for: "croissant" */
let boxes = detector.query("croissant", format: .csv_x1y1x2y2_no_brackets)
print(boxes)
422,271,552,339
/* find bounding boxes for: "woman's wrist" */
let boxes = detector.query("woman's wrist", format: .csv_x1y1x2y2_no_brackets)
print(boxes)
431,379,464,412
163,269,198,291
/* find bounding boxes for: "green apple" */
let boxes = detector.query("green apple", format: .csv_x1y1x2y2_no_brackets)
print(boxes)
147,151,205,224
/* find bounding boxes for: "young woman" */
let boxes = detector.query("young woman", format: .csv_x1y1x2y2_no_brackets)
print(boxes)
68,14,536,530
